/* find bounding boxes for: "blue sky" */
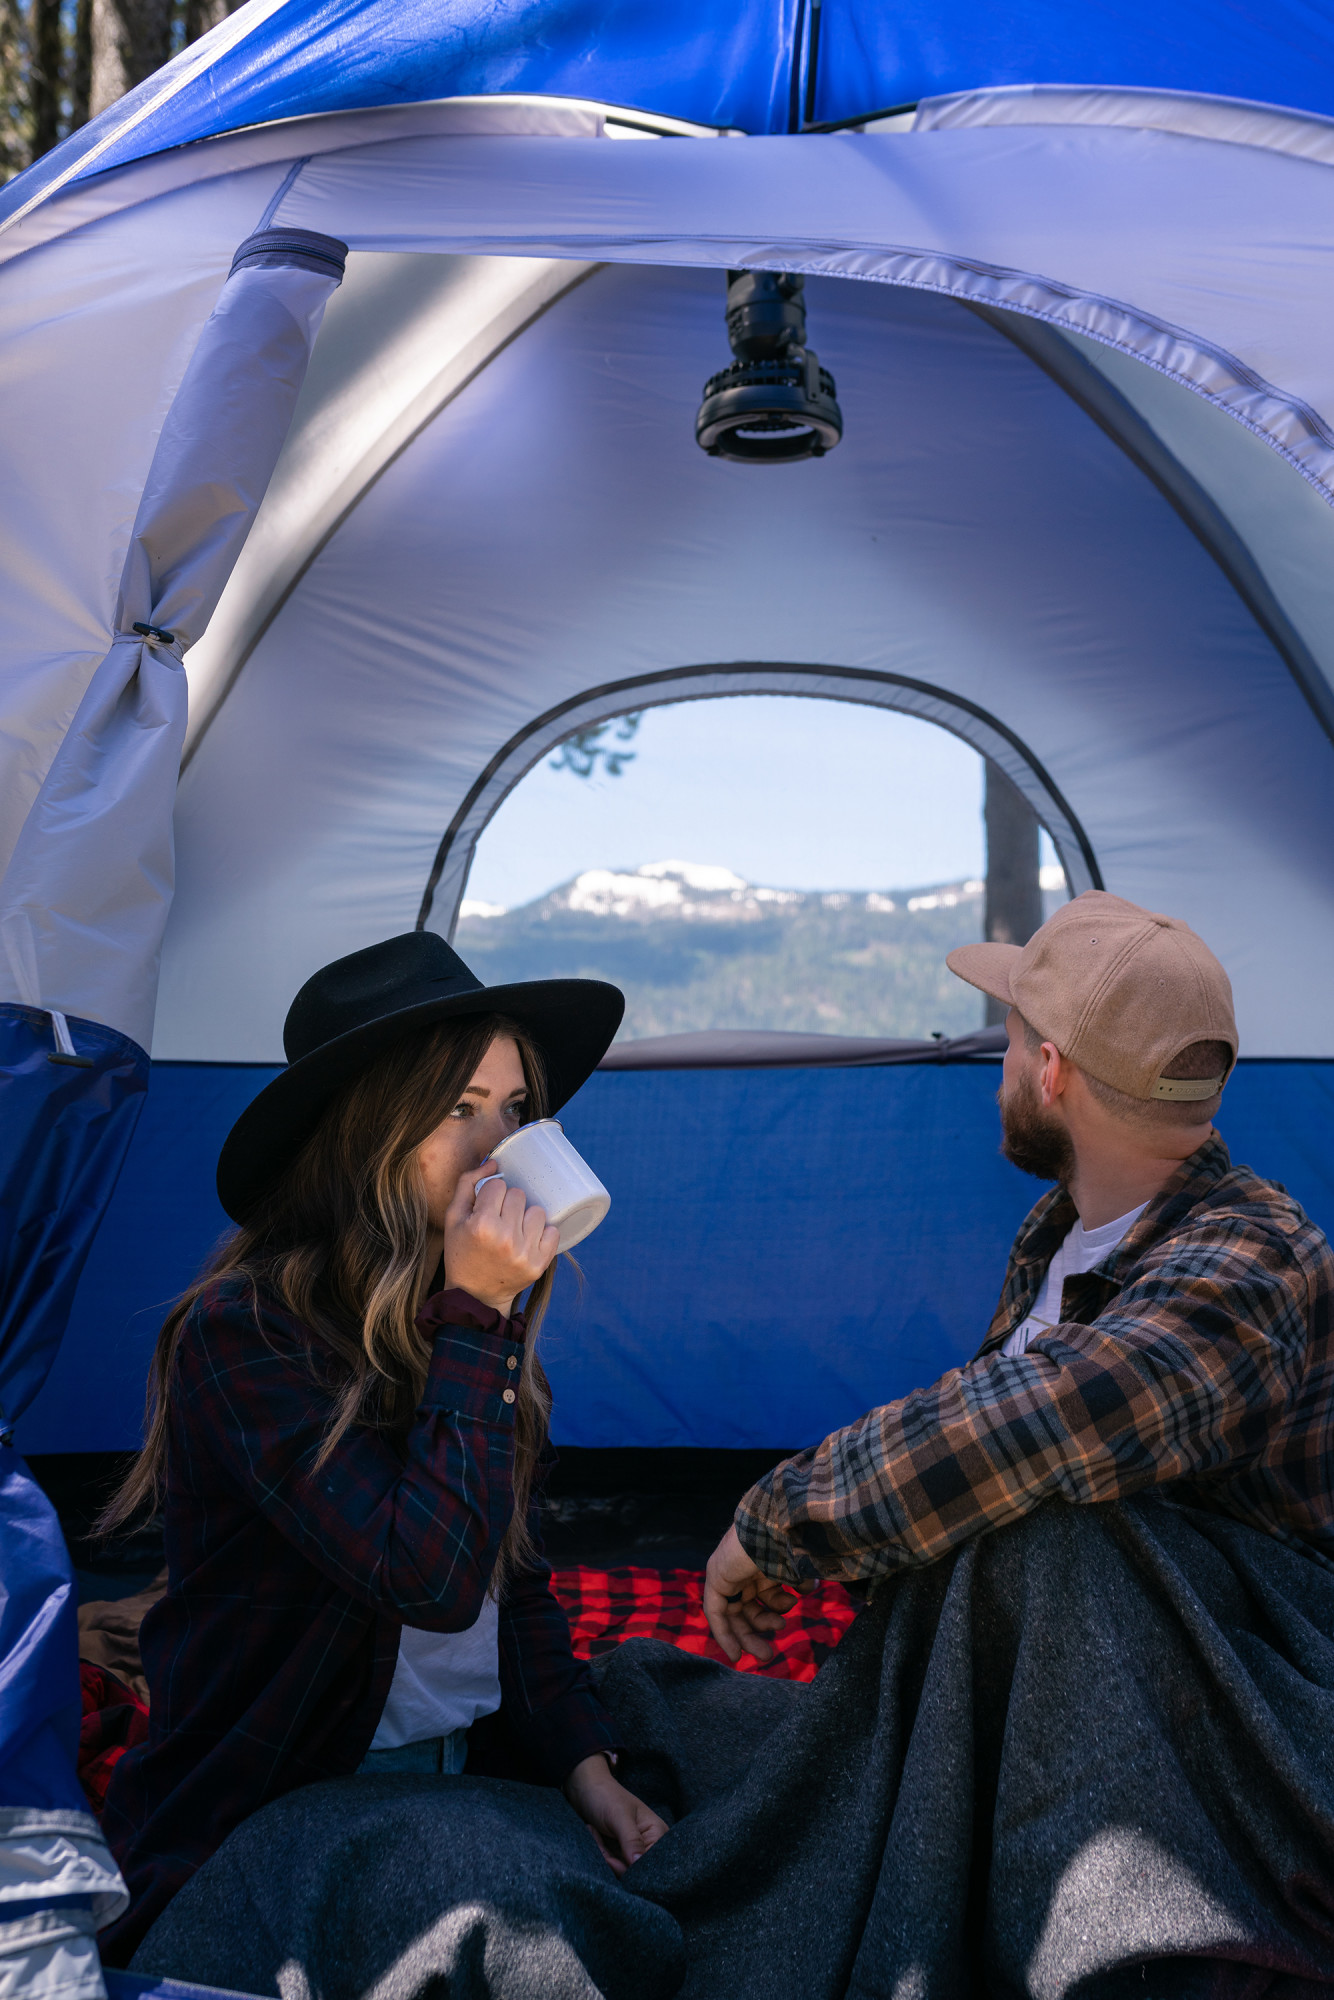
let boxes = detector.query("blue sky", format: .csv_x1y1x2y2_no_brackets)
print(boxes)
466,695,1001,911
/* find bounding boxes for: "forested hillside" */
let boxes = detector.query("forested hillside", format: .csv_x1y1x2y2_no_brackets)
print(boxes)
455,861,1066,1042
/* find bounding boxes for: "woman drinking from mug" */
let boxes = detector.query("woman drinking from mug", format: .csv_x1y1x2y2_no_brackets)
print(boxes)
98,933,668,1965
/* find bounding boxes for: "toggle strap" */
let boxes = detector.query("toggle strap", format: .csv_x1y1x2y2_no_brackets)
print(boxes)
229,228,348,281
47,1010,93,1069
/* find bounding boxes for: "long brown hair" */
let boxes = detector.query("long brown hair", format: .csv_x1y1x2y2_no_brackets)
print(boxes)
99,1014,555,1591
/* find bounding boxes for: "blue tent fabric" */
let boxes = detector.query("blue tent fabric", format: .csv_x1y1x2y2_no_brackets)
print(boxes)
0,1007,149,1442
19,1057,1334,1456
808,0,1334,125
0,1458,83,1811
0,1008,146,1826
8,0,1334,233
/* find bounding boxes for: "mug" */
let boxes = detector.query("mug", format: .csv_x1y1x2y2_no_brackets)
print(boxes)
483,1119,611,1252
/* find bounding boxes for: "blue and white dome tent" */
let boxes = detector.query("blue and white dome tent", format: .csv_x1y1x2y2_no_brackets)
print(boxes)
5,4,1334,1989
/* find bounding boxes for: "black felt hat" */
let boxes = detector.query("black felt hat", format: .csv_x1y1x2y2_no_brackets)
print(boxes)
216,931,624,1223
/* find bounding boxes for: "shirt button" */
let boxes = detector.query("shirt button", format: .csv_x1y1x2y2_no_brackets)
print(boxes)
506,1355,518,1370
502,1388,516,1404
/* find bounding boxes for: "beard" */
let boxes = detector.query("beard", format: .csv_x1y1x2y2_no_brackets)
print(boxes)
998,1067,1075,1184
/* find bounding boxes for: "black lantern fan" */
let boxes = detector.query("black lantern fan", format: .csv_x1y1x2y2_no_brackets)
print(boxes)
695,269,843,463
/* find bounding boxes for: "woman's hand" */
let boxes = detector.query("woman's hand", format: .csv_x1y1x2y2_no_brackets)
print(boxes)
441,1161,559,1316
563,1754,669,1876
703,1523,808,1663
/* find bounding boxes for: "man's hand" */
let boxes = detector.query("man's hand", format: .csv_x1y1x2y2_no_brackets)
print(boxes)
703,1523,806,1664
441,1161,560,1316
563,1754,669,1876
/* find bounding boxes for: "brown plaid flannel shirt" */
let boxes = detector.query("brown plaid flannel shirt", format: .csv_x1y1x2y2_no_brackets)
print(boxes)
736,1135,1334,1585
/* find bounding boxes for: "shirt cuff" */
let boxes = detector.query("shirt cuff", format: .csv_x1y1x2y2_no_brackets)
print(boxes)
418,1317,525,1427
417,1287,529,1344
507,1684,623,1787
734,1482,810,1587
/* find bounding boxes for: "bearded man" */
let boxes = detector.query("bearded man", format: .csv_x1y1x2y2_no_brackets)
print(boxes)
591,893,1334,2000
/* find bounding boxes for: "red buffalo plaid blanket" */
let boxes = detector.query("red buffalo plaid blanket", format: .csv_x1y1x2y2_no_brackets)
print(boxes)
549,1567,857,1681
79,1662,150,1815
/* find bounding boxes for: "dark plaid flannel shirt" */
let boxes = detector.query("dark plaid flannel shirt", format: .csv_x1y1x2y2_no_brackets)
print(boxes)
101,1280,616,1960
737,1135,1334,1585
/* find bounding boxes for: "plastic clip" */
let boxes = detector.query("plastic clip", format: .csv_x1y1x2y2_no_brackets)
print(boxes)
133,621,177,645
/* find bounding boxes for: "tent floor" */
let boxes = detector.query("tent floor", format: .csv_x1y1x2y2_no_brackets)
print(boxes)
27,1447,792,1598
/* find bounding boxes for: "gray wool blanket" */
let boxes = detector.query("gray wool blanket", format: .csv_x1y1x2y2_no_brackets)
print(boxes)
131,1496,1334,2000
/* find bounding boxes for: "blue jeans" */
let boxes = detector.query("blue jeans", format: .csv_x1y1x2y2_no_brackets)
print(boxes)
357,1727,469,1776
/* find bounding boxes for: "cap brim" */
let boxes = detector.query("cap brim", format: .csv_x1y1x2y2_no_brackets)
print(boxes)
945,942,1022,1007
217,977,624,1224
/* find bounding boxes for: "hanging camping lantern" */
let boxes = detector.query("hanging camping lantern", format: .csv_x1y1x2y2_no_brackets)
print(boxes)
695,269,843,462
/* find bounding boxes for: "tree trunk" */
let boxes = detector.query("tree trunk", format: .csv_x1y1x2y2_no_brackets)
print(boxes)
0,0,30,178
89,0,172,117
983,760,1043,1026
184,0,244,40
27,0,60,155
68,0,92,131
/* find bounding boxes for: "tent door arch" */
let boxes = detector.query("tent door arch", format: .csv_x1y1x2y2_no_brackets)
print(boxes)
416,667,1104,940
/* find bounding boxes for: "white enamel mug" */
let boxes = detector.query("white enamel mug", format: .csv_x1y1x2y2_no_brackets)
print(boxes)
485,1119,611,1252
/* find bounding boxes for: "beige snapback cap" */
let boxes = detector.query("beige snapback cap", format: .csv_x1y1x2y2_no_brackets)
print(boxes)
947,891,1238,1102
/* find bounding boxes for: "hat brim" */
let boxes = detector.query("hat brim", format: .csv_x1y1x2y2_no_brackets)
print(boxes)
945,942,1022,1008
216,977,624,1224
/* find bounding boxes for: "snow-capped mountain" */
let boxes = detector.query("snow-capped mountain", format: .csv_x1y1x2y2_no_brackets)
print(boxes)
459,857,1061,927
453,860,1067,1042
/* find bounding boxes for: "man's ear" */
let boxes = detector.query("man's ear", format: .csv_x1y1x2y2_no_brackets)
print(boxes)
1038,1041,1065,1108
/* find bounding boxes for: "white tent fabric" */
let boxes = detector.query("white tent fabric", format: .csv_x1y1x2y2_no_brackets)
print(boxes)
263,117,1334,491
0,226,344,1050
0,1809,126,2000
2,89,1333,1060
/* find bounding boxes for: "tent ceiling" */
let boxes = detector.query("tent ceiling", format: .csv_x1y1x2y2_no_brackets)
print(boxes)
153,263,1334,1060
1062,331,1334,709
18,91,1327,485
180,250,600,756
913,82,1334,161
0,97,726,270
259,126,1334,496
971,310,1334,741
5,92,1334,1059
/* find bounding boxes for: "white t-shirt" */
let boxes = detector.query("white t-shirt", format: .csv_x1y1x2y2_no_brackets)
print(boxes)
1002,1201,1150,1358
369,1592,503,1750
